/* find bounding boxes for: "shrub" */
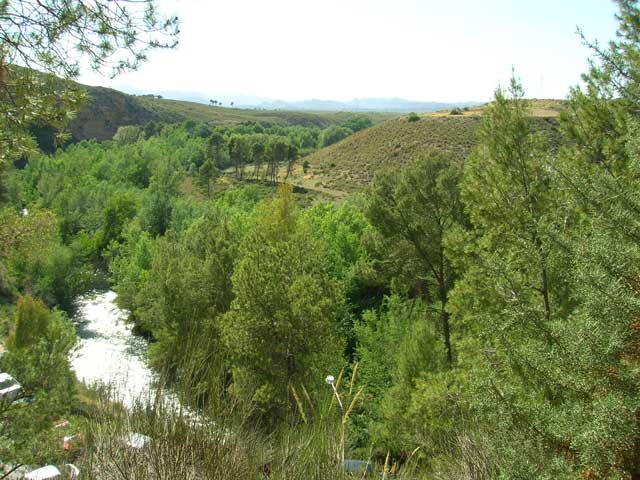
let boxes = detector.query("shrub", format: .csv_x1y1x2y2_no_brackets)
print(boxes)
342,115,373,132
319,125,352,147
407,112,420,122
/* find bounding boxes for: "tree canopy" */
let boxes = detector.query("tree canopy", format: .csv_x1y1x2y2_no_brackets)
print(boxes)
0,0,179,194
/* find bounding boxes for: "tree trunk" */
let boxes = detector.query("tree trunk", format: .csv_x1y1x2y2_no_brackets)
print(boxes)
439,251,453,366
440,287,453,366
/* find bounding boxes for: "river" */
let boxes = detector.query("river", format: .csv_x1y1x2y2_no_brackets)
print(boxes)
70,290,156,408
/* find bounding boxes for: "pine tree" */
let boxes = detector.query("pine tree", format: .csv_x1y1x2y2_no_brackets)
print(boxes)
222,185,343,419
365,151,464,365
449,78,577,477
8,295,49,350
197,158,219,197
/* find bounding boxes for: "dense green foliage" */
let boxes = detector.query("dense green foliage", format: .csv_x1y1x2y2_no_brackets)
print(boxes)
222,185,343,419
364,151,464,365
319,125,354,147
0,295,77,464
3,2,640,479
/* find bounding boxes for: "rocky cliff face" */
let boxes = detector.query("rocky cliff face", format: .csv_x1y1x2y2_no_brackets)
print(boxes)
69,86,179,141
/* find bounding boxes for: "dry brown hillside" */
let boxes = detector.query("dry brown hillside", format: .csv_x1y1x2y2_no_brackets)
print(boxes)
296,116,481,195
293,106,561,197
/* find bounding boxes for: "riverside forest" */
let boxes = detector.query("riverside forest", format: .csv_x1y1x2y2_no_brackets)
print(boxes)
0,1,639,479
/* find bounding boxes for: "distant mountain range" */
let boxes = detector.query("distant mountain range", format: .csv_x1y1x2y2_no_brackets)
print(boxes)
149,90,482,113
254,98,484,113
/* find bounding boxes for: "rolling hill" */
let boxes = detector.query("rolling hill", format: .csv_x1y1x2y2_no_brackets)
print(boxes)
66,83,563,203
68,84,396,141
289,103,563,197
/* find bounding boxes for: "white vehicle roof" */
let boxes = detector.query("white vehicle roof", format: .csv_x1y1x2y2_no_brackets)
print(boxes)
0,384,21,395
0,372,15,387
24,465,61,480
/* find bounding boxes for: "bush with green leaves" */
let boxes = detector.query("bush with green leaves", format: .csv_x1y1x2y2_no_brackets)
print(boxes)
342,115,373,133
319,125,353,147
0,295,77,464
354,296,460,463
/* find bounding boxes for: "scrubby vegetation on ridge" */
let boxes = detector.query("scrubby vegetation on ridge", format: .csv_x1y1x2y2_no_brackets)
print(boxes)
299,114,560,194
429,98,566,117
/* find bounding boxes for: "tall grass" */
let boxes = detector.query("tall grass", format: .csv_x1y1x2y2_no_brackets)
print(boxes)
76,394,355,480
430,432,496,480
75,351,354,480
73,358,496,479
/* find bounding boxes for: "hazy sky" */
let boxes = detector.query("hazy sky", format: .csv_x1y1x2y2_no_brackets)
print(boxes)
79,0,620,102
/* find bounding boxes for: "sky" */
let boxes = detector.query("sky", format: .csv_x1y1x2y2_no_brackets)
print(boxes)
79,0,620,103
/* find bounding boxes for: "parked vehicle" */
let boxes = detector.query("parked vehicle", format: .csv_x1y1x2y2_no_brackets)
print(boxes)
24,465,61,480
0,373,22,402
23,464,79,479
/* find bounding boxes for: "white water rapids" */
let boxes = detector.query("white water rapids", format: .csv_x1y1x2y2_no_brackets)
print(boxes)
70,290,156,408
